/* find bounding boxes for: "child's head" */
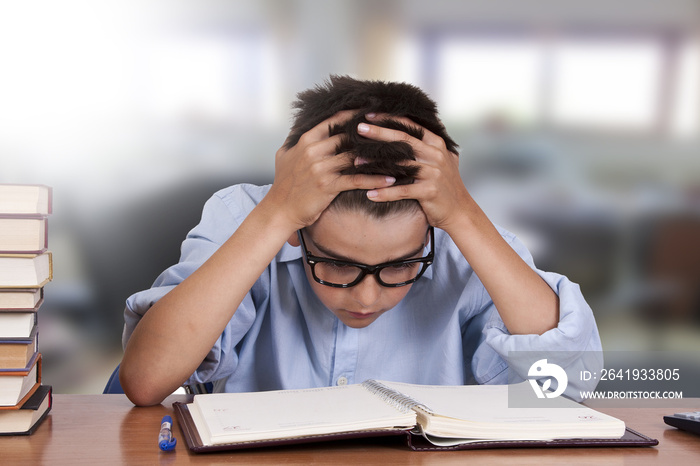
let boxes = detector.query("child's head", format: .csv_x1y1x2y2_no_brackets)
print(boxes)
285,75,458,220
287,76,455,327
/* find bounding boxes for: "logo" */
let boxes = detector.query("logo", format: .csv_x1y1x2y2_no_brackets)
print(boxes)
528,359,568,398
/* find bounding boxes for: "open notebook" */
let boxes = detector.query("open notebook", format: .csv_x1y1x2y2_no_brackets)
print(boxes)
173,380,657,452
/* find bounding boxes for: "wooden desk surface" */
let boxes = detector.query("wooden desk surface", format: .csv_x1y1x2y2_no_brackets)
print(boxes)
1,394,698,465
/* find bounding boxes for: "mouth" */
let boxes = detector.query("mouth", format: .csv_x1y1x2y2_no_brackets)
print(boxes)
345,310,378,320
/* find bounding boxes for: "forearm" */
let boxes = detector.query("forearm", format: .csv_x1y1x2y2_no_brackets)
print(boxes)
120,197,296,406
444,198,559,336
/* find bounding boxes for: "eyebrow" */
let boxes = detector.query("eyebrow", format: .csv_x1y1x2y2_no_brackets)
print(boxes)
309,236,427,264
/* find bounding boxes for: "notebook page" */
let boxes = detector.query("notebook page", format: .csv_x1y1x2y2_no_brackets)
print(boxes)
191,383,416,445
380,381,625,440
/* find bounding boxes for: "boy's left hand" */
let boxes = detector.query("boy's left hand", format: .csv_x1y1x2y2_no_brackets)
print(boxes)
357,114,472,232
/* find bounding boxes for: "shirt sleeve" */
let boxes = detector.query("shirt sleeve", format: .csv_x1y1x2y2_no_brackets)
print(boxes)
121,186,265,385
470,229,603,402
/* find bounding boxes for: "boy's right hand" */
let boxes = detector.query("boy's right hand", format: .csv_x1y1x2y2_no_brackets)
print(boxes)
266,110,396,231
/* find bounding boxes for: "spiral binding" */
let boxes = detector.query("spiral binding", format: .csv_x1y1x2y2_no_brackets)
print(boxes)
361,379,433,415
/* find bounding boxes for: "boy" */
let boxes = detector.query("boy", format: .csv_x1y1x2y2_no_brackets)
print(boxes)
120,76,602,406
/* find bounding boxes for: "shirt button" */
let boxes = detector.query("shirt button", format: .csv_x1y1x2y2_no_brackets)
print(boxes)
337,376,348,386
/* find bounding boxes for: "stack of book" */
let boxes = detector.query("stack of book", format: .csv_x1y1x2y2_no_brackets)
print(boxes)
0,184,53,436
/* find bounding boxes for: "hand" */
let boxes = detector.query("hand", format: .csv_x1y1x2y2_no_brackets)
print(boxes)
265,111,397,230
357,114,471,231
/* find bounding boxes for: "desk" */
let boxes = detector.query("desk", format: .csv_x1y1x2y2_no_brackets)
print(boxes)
1,394,699,465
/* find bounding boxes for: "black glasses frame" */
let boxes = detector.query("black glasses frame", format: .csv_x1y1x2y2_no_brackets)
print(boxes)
297,226,434,288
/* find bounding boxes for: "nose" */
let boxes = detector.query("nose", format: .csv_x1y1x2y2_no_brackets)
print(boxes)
351,274,382,308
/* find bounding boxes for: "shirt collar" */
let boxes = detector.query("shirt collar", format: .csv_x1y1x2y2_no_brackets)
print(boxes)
278,241,302,262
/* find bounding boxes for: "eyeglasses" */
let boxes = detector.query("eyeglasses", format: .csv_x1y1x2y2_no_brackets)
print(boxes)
297,227,434,288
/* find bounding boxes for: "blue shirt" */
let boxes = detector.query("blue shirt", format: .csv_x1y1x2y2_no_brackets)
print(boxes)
123,184,602,400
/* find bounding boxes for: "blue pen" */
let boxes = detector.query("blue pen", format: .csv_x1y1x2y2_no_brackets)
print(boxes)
158,415,177,451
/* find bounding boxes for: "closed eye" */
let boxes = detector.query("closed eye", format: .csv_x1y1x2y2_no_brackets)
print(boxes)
388,262,418,270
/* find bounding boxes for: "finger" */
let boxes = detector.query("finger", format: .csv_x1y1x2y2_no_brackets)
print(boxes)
366,183,416,202
365,113,449,152
359,112,423,143
358,121,447,166
277,132,343,164
303,133,346,159
334,174,397,193
357,120,418,145
300,150,395,195
297,110,357,145
358,118,445,153
366,112,422,134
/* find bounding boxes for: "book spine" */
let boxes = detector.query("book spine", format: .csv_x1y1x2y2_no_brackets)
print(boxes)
361,380,433,415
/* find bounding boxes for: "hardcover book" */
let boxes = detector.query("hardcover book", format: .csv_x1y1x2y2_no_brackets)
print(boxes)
0,384,51,435
0,312,37,339
0,288,43,310
0,185,52,216
0,353,41,407
0,252,53,288
0,325,38,369
0,216,48,254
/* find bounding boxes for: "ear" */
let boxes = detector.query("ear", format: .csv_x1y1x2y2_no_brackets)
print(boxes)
287,231,300,247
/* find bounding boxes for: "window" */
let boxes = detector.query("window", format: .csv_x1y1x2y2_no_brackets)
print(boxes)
425,29,693,135
142,32,278,126
436,38,542,124
550,39,662,129
671,40,700,137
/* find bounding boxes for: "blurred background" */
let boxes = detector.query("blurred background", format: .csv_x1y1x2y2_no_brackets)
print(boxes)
1,0,699,393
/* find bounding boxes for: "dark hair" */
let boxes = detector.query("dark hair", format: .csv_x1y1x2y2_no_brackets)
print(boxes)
286,75,458,218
